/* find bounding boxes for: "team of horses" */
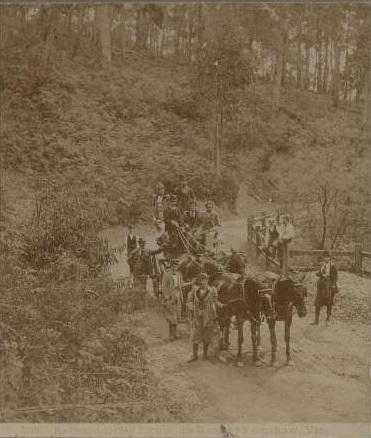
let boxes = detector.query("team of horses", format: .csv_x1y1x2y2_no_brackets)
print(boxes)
175,252,308,366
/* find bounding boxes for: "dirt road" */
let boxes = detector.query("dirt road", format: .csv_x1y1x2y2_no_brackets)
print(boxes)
103,219,369,423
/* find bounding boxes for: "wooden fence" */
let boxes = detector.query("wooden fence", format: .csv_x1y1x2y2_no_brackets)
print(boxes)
246,216,371,276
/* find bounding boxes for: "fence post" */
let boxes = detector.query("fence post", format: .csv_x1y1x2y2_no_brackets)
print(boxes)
281,241,289,277
354,243,362,274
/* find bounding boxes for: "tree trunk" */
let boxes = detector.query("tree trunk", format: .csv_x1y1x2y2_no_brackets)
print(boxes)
363,55,371,131
319,200,328,249
214,105,222,182
135,7,148,49
119,8,128,60
273,30,285,110
304,38,310,90
296,19,302,88
322,35,329,93
281,31,288,87
188,21,193,59
332,37,341,108
316,32,323,93
20,5,27,34
42,7,58,67
96,4,111,63
197,3,203,53
159,27,165,56
343,21,350,101
174,24,182,57
330,211,350,249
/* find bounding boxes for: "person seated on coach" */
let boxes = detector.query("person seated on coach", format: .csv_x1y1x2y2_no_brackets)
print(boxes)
152,182,169,228
200,200,221,247
275,214,295,269
183,200,202,231
163,194,184,250
175,178,196,214
264,217,279,258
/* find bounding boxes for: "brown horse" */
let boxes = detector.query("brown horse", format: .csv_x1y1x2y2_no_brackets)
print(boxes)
266,276,308,366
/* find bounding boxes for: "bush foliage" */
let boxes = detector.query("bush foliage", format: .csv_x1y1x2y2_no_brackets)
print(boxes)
0,193,175,421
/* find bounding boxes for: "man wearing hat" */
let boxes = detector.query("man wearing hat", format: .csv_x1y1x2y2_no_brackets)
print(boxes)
265,218,279,258
276,214,295,269
186,272,224,362
163,195,184,251
152,182,169,229
176,179,195,214
183,200,202,231
201,201,221,252
161,260,184,341
130,237,163,289
314,251,338,324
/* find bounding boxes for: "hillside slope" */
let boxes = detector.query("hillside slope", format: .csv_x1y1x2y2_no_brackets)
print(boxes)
1,50,369,232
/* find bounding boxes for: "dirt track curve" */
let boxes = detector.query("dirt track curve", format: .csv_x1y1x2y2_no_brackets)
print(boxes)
103,219,369,423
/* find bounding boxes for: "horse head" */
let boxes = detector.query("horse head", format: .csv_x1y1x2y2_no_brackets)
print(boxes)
292,282,307,318
198,256,224,278
177,254,201,281
273,277,307,318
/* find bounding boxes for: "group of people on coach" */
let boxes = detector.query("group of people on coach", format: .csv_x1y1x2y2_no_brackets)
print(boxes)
124,189,339,362
152,179,221,253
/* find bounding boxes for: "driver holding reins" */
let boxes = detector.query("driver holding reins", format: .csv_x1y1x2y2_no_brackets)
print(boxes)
201,200,221,253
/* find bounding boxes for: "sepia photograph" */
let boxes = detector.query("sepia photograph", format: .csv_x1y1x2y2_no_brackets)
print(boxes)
0,1,370,437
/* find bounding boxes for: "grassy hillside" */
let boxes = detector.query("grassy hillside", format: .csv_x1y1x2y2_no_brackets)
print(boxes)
1,47,369,240
1,50,236,227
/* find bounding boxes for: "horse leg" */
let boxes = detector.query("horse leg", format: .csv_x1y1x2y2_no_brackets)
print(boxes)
218,321,225,351
218,318,230,351
268,320,277,366
326,305,332,322
285,320,293,365
257,321,261,347
314,305,320,324
251,321,261,366
224,318,230,349
237,320,244,360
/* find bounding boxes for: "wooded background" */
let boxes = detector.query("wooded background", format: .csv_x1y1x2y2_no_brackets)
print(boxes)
1,3,370,248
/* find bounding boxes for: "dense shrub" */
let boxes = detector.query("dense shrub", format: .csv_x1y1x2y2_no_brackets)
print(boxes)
20,187,116,272
0,189,161,421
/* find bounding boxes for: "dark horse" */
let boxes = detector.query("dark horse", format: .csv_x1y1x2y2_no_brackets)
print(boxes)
266,276,308,365
177,254,307,366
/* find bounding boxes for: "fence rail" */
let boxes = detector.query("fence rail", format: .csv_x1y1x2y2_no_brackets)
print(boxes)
246,216,370,276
